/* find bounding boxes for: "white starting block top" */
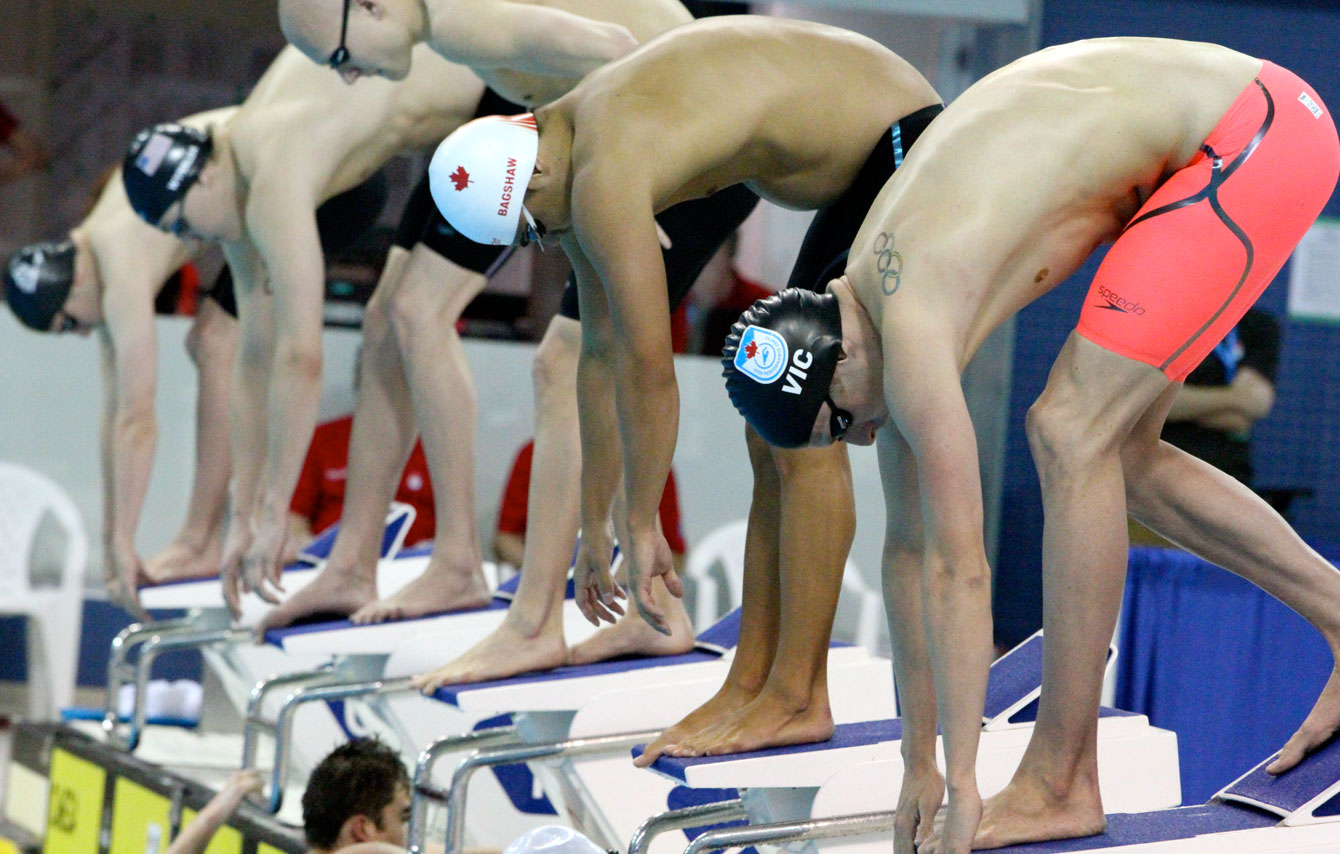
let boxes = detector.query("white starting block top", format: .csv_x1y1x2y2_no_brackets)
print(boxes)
979,736,1340,853
261,573,598,677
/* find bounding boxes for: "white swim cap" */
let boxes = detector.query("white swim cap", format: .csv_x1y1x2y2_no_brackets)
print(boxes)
502,825,610,854
429,113,538,246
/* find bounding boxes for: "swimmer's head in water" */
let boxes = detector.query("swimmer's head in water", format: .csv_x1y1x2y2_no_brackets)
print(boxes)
122,123,213,229
3,240,77,332
722,288,846,449
428,113,539,247
279,0,419,83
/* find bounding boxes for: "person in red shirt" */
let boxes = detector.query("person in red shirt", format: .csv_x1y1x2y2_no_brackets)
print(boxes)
289,415,437,554
493,440,686,576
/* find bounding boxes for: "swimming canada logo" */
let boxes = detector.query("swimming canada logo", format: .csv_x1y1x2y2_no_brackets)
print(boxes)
449,166,472,191
1094,285,1146,316
735,325,789,384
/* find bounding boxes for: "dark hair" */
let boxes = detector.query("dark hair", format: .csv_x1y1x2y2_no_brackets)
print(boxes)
302,738,409,849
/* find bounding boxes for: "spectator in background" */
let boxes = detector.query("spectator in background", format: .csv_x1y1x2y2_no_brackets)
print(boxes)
167,739,410,854
0,99,49,186
1160,307,1279,486
494,439,686,577
289,353,437,558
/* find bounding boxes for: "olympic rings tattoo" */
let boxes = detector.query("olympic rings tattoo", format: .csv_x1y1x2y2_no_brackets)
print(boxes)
873,231,902,295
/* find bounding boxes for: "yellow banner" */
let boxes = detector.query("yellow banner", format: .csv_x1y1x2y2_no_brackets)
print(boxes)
179,808,244,854
43,749,105,854
109,777,172,854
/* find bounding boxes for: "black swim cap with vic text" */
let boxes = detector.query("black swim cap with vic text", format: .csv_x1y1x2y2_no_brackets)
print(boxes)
721,288,844,448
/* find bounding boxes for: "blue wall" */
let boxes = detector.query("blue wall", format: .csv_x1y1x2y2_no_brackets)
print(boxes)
994,0,1340,647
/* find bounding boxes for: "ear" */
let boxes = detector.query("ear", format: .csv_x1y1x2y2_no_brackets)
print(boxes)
343,813,378,843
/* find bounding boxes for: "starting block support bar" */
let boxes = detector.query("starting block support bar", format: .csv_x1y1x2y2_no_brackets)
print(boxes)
629,799,748,854
406,726,522,854
683,809,895,854
103,613,250,751
444,729,662,854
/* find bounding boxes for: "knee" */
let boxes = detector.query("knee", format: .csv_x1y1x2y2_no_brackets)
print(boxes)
532,318,580,397
1025,395,1103,487
387,281,444,343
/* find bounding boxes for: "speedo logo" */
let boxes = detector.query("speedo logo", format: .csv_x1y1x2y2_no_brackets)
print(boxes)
1094,285,1146,316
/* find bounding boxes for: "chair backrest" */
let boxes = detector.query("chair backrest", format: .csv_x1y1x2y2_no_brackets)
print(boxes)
684,518,885,652
0,462,88,601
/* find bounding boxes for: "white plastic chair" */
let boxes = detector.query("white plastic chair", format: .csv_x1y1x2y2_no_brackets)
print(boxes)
0,462,88,720
685,519,885,652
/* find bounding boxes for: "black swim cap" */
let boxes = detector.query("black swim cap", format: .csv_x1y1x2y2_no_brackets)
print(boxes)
3,240,76,332
122,123,213,226
721,288,843,448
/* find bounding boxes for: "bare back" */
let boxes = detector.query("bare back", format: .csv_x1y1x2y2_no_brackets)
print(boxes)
444,0,692,105
847,37,1262,363
85,108,233,298
228,44,485,203
562,16,940,213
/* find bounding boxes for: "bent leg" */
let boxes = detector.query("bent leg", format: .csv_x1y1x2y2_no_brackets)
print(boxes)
1123,386,1340,773
354,244,492,623
259,250,414,630
977,333,1169,849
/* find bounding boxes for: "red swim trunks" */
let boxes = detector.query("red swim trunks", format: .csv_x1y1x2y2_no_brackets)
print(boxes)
1077,60,1340,381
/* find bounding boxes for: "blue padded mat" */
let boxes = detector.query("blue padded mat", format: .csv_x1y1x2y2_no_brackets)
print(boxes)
434,648,725,705
264,596,508,647
642,708,1137,783
983,634,1043,720
638,718,905,782
432,609,743,705
1221,733,1340,815
981,803,1278,852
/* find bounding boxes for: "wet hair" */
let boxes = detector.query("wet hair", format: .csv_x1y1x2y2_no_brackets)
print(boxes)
302,738,409,849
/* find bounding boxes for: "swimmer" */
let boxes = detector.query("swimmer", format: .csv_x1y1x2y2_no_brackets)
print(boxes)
723,37,1340,853
4,110,237,615
267,0,730,673
426,16,943,759
121,45,488,618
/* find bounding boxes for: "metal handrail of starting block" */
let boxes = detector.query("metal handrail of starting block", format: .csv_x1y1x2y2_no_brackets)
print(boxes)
441,728,662,854
103,609,252,751
628,799,749,854
681,810,895,854
406,726,522,854
240,654,419,814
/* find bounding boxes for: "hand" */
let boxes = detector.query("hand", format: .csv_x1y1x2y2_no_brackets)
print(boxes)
626,528,680,635
215,769,264,813
105,539,148,619
242,506,288,607
218,518,253,620
573,528,624,626
893,762,944,854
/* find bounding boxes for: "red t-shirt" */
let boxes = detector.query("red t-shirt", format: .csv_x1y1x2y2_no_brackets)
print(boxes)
496,440,686,554
0,102,17,146
290,415,436,545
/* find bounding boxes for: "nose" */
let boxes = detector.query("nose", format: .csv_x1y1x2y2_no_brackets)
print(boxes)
339,67,362,85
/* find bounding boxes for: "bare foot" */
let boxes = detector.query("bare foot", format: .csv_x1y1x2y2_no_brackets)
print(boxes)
410,616,568,693
567,595,694,665
257,566,377,632
659,688,834,759
350,558,491,624
938,774,1104,850
144,541,221,585
634,679,763,767
1269,664,1340,774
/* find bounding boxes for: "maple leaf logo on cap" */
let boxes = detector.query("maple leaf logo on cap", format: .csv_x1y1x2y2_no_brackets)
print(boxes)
449,166,472,191
744,341,758,359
